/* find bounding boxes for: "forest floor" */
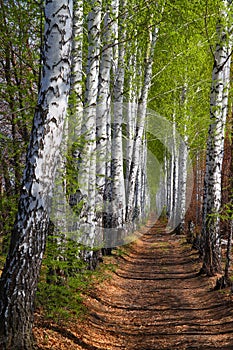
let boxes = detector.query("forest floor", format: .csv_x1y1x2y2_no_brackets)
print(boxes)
34,219,233,349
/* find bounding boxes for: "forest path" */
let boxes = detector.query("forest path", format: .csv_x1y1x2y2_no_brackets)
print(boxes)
35,220,233,349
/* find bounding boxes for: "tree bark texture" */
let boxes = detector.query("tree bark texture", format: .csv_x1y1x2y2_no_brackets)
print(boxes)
78,0,101,249
201,0,232,275
0,1,73,348
111,0,126,230
126,25,158,223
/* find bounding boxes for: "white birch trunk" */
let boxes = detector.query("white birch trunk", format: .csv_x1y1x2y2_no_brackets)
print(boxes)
126,25,159,223
111,0,119,79
96,8,112,243
170,118,179,230
126,48,138,188
177,132,188,233
176,84,189,234
111,0,126,233
156,164,167,218
140,131,148,219
167,150,173,219
0,1,73,348
99,0,120,249
70,0,83,135
64,1,84,229
133,130,145,223
79,0,101,249
201,0,232,275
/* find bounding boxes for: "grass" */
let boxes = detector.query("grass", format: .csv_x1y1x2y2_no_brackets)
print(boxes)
35,245,118,325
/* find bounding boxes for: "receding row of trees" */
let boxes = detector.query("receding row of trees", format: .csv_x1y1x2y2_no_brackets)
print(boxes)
0,0,233,349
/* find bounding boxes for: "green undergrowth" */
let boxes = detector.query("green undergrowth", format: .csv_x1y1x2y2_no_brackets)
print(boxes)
36,235,117,324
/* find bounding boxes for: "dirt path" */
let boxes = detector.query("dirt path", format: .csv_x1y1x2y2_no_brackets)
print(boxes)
35,221,233,349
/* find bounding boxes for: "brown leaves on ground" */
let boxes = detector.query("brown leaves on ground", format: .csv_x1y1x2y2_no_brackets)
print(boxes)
34,220,233,349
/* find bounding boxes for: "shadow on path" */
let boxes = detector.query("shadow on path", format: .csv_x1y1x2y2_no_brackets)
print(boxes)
35,220,233,349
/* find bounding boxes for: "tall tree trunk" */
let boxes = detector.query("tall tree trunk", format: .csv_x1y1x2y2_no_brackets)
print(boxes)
78,0,101,252
0,1,73,349
169,117,179,230
70,0,83,135
111,0,119,79
140,131,149,220
167,147,174,219
176,84,189,234
201,0,232,276
111,0,126,236
67,0,84,231
224,114,233,282
126,25,158,224
96,8,112,244
156,162,167,219
125,47,138,188
176,132,188,233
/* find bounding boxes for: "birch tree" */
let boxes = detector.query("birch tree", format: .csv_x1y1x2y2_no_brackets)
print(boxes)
126,24,159,224
0,1,73,348
70,0,83,135
201,0,232,276
177,131,188,233
78,0,101,251
125,51,138,189
175,85,189,234
65,0,84,229
111,0,126,232
148,0,220,233
168,115,179,229
96,7,112,237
